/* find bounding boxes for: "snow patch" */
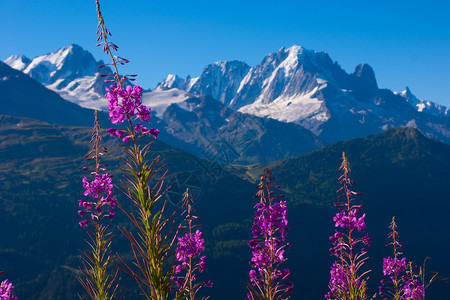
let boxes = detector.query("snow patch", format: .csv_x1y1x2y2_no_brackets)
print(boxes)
239,87,328,124
405,119,418,128
4,55,29,71
142,87,189,117
316,77,327,85
186,77,199,90
416,102,426,112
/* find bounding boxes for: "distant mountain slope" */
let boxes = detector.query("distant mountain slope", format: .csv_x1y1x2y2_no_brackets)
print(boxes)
241,127,450,205
160,45,450,144
0,61,109,127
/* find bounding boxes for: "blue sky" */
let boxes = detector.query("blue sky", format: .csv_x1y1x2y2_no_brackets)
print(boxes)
1,0,449,106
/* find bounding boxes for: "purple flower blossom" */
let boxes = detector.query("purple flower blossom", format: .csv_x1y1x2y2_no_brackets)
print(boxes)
328,263,347,294
172,276,183,287
379,217,425,299
0,279,18,300
79,172,117,226
383,257,407,276
78,199,94,209
327,153,370,299
172,189,212,298
105,82,159,144
105,83,151,125
362,233,371,246
105,128,125,139
247,169,292,299
329,230,342,242
134,122,143,132
175,230,205,263
79,219,90,227
82,173,114,200
403,278,424,299
143,127,160,138
79,112,117,227
108,209,115,221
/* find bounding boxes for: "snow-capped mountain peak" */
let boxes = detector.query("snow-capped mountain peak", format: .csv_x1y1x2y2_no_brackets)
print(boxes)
157,60,250,107
4,55,31,71
401,86,449,116
18,44,98,85
159,74,187,90
4,44,120,111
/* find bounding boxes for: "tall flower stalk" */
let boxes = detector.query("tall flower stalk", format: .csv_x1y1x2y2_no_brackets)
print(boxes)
95,1,176,299
326,152,371,300
77,110,119,300
172,189,212,300
114,142,176,300
247,168,293,300
378,217,424,300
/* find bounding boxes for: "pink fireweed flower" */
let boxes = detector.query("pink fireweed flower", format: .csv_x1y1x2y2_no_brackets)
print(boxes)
326,153,371,300
247,169,292,299
105,128,125,139
172,189,212,298
175,230,205,263
0,279,18,300
383,257,407,276
105,83,151,125
79,172,117,226
79,219,90,227
402,278,425,299
379,217,425,299
78,111,117,226
104,82,159,145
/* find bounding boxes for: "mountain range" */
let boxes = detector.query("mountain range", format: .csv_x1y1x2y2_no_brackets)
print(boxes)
4,44,450,164
158,45,450,144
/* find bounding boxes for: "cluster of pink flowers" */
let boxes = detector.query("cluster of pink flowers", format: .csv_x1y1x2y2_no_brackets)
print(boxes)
249,201,289,278
0,279,17,300
104,83,159,142
247,169,293,299
332,209,366,232
174,230,206,265
402,278,425,299
171,191,212,298
172,229,212,288
78,172,116,227
382,257,407,276
326,153,371,299
378,217,425,300
106,83,150,124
